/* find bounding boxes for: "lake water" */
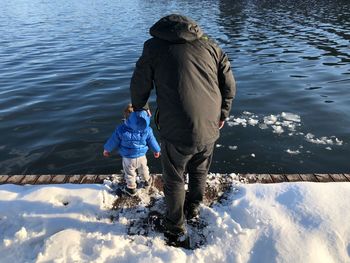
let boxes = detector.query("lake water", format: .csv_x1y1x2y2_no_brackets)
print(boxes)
1,0,349,175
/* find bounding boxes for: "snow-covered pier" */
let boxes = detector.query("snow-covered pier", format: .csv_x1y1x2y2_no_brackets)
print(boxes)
0,173,349,185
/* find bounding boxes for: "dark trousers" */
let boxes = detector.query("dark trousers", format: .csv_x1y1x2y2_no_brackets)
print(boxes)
160,140,215,233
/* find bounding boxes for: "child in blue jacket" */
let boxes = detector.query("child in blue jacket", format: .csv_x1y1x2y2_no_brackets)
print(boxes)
103,104,161,196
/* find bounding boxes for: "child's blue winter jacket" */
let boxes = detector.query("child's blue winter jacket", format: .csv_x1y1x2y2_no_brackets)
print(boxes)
104,110,161,158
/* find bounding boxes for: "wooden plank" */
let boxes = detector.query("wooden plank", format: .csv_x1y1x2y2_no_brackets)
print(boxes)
285,174,302,182
241,174,258,183
314,174,334,182
51,175,67,184
255,174,274,183
6,175,25,184
343,174,350,181
299,174,318,182
0,175,10,184
21,175,39,185
1,174,348,185
67,175,83,184
36,175,52,184
270,174,287,183
80,174,97,184
95,175,110,184
329,174,349,182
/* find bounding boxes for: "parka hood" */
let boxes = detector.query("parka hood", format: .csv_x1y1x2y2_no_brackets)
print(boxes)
125,111,150,131
150,14,203,43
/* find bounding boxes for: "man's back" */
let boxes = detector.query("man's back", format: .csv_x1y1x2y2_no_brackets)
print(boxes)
131,14,236,146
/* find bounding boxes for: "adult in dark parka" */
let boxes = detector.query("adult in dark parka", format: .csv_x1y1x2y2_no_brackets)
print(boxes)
130,14,236,247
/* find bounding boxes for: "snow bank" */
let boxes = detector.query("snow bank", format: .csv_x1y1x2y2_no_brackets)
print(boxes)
1,180,350,263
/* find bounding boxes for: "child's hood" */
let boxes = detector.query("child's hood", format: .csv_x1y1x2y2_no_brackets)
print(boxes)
125,111,150,131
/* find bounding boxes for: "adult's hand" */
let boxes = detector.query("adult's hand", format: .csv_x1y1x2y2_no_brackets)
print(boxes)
219,120,225,129
103,150,111,157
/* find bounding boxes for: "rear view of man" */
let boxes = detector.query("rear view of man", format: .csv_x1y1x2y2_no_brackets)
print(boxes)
130,14,236,248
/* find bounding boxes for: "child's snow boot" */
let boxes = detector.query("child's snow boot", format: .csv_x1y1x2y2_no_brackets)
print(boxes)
122,186,137,197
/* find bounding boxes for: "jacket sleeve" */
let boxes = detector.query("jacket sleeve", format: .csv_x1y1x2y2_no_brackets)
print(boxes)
218,50,236,121
104,126,121,152
146,128,161,153
130,41,154,111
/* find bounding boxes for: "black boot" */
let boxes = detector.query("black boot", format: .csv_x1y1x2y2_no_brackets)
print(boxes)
164,230,191,249
184,198,200,221
186,203,200,220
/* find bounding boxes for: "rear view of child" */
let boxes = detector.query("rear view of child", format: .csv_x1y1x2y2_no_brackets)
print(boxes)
103,104,160,196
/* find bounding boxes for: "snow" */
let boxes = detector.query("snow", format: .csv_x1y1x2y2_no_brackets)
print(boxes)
1,179,350,263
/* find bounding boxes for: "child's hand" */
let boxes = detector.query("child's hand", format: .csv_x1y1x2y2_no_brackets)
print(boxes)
154,152,160,158
103,150,111,157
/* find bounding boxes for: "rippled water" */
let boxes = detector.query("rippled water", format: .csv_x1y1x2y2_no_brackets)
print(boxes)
1,0,349,174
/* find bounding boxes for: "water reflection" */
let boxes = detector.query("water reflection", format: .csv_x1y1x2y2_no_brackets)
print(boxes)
0,0,349,174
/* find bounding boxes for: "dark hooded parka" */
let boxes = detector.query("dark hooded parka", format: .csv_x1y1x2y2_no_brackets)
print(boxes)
131,14,236,147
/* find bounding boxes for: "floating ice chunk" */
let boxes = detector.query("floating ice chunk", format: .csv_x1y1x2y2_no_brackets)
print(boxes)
272,125,284,134
335,138,343,146
305,133,329,144
264,115,278,125
248,118,259,126
286,149,300,155
325,147,332,150
226,112,344,150
15,227,28,241
233,118,247,127
226,117,248,127
216,144,223,148
281,120,297,132
281,112,301,122
229,145,238,150
281,120,293,126
259,123,269,129
287,124,297,132
305,133,343,145
3,239,11,247
251,153,255,157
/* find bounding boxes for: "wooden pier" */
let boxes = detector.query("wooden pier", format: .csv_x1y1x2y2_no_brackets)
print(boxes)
1,174,349,185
